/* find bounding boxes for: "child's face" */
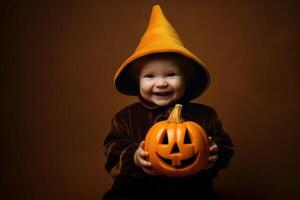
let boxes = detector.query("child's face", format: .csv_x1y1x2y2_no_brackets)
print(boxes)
139,58,186,106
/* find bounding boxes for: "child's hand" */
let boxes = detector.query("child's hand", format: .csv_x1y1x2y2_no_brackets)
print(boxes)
204,136,219,170
134,141,158,176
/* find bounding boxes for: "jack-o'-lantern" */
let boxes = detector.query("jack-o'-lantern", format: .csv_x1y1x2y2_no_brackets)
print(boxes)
144,104,209,177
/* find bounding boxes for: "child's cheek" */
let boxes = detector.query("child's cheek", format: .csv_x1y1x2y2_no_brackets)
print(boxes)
172,79,185,90
140,79,153,93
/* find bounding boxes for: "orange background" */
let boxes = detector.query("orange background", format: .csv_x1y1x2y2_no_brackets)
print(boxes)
1,1,299,199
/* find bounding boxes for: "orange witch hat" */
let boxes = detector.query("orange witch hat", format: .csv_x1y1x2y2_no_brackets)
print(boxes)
114,5,210,100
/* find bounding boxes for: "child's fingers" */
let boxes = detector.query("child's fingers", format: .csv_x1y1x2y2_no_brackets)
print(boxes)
138,157,152,167
138,149,149,158
136,150,148,161
138,141,149,158
135,141,152,167
208,155,218,162
140,141,145,149
209,144,218,152
208,137,218,152
204,140,219,169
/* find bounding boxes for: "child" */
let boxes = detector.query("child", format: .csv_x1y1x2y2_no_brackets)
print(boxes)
103,5,234,200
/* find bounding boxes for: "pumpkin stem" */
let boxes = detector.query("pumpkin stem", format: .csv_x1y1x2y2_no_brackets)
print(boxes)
167,104,185,123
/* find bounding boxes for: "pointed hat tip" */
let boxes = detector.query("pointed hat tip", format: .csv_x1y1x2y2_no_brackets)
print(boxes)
152,4,162,11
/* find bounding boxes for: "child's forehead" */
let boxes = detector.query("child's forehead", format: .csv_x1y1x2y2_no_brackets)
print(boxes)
143,58,178,66
140,58,182,71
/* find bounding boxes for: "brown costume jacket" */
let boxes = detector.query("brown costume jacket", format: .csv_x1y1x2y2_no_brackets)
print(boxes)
103,100,234,200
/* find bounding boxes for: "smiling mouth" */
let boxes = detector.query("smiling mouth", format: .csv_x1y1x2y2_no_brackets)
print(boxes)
156,153,199,169
153,92,172,96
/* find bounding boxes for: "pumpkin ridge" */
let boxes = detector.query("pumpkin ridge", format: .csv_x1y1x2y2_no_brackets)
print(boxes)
187,121,210,148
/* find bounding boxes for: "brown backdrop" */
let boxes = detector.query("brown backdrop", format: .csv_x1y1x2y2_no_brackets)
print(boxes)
1,0,299,199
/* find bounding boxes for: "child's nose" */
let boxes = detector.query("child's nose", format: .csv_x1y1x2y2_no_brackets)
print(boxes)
155,78,168,87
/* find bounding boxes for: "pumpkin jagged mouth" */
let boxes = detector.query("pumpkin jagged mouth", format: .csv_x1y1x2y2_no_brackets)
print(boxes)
156,153,199,168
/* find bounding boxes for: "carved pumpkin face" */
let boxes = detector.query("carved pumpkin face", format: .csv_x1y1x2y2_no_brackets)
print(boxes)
144,104,209,177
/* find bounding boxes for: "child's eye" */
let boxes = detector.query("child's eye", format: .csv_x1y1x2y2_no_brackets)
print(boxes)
144,74,154,78
167,72,177,77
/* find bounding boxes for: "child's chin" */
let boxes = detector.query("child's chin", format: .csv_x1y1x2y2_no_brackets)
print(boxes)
152,99,173,107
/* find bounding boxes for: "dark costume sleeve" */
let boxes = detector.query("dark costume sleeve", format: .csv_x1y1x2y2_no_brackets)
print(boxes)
205,107,235,177
103,114,143,179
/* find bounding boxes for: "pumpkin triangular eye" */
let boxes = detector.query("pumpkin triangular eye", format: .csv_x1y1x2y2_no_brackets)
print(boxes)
162,131,168,144
184,131,192,144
